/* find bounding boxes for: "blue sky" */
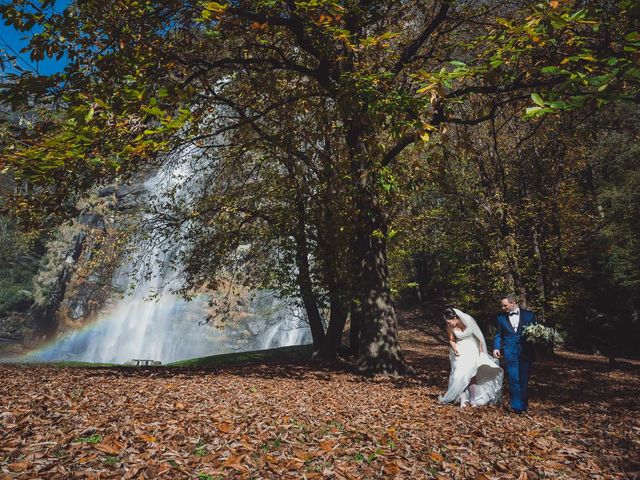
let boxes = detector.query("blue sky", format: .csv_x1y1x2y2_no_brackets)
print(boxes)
0,0,72,76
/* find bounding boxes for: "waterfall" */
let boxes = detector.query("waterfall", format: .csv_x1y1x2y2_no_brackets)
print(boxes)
24,146,312,364
258,318,313,351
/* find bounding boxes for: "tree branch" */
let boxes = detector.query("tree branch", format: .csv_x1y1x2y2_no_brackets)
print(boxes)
393,1,451,75
174,55,322,89
446,75,564,99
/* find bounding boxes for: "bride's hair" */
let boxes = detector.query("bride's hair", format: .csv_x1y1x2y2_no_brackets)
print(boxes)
442,308,457,320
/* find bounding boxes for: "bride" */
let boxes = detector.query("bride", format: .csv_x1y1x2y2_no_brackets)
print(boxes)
439,307,503,407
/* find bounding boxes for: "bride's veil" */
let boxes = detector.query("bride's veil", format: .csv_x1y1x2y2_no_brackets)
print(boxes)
453,308,487,354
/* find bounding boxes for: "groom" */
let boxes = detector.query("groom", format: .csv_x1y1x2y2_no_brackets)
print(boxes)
492,295,537,414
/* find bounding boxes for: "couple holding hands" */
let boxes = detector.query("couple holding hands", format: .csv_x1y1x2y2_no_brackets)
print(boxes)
439,295,537,414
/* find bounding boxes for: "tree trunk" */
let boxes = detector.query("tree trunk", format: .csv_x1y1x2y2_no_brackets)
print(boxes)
353,185,412,375
318,294,349,359
349,300,362,356
292,184,326,351
317,151,350,360
531,222,551,320
498,212,528,307
339,96,410,374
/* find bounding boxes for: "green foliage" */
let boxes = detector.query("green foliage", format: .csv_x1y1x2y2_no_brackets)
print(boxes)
194,445,208,456
0,286,32,317
76,434,102,444
102,455,119,466
561,122,640,356
390,103,640,356
0,216,40,316
474,2,640,117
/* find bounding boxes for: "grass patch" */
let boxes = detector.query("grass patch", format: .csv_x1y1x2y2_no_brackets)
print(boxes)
76,434,102,444
166,344,313,367
194,445,208,456
51,362,120,367
15,345,312,369
103,455,119,466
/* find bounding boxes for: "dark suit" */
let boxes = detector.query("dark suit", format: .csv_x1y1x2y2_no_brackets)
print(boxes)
493,309,537,412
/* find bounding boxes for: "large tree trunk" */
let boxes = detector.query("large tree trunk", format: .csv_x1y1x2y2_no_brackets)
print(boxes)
340,96,410,374
353,184,412,375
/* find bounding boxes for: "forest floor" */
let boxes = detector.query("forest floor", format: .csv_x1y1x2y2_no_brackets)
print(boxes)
1,308,639,480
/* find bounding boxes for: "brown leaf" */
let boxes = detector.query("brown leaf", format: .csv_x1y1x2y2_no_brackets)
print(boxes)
122,465,145,480
7,462,28,472
223,454,244,467
383,460,401,475
534,437,551,450
395,459,413,471
429,451,444,462
250,21,268,31
94,435,123,455
293,447,313,461
156,464,173,475
199,452,221,463
240,439,255,450
78,454,97,464
217,422,233,433
76,472,99,480
320,440,336,453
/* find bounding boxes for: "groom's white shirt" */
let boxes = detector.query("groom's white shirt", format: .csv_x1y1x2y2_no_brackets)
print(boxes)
509,309,520,331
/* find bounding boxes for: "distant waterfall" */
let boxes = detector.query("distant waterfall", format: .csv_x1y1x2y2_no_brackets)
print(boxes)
25,147,312,364
259,318,313,350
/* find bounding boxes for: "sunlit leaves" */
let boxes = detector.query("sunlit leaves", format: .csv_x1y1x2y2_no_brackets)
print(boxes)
199,1,228,21
293,0,344,15
476,1,640,117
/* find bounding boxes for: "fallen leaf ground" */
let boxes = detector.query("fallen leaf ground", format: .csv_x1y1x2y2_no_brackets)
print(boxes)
1,309,639,479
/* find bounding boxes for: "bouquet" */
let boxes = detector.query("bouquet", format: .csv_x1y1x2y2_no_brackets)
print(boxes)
522,324,555,346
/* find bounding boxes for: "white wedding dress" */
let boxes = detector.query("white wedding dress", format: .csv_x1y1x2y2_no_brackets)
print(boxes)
439,309,504,406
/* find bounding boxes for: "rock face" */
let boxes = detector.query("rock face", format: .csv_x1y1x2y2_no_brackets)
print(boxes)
0,313,34,357
97,186,116,198
114,182,146,211
0,178,132,357
32,231,87,335
78,212,106,230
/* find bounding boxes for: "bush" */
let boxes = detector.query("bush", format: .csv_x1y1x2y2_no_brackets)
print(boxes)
0,283,34,316
0,216,41,316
